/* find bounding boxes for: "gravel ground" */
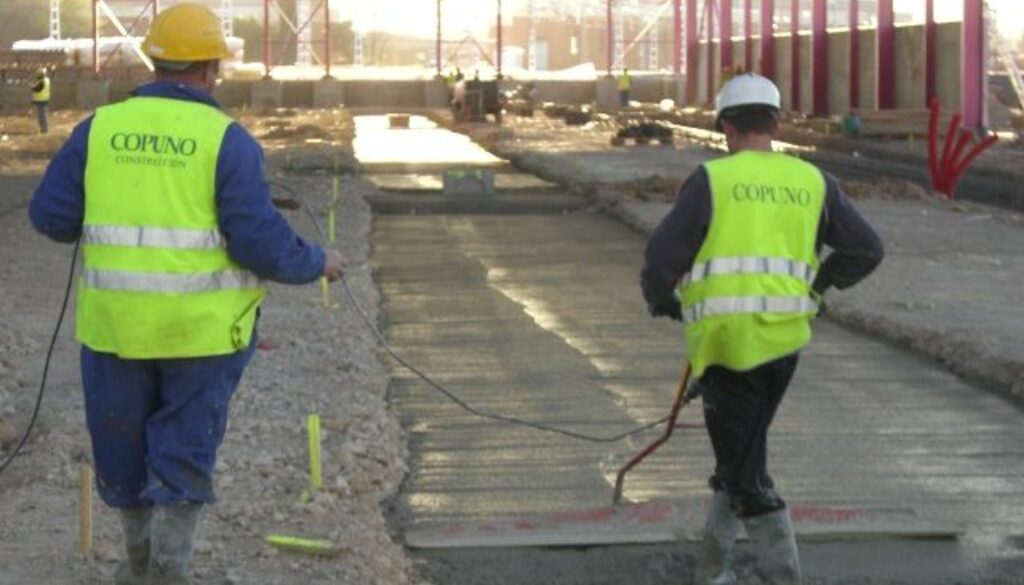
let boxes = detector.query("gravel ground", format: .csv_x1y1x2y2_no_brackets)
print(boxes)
461,113,1024,409
0,110,427,585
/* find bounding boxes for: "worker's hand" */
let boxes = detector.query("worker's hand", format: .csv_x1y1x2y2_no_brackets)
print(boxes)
649,298,683,321
323,249,346,282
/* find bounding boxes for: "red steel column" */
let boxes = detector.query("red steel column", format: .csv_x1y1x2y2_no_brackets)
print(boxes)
673,0,682,75
924,0,936,105
744,0,753,71
790,0,800,111
962,0,986,128
496,0,503,77
706,0,716,103
436,0,442,76
811,0,827,115
607,0,614,75
263,0,271,78
760,0,774,79
324,0,331,78
686,0,698,101
92,0,101,77
720,0,732,70
849,0,859,108
153,0,159,18
877,0,894,109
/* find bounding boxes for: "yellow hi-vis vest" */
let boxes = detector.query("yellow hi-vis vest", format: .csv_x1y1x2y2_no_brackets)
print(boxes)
32,77,50,102
79,96,266,359
618,73,631,91
678,150,825,377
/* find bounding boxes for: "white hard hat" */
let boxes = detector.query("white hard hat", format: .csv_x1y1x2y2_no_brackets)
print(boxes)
715,73,781,119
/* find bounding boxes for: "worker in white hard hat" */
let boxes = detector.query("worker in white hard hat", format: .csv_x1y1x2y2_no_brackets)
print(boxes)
641,73,884,584
29,3,345,584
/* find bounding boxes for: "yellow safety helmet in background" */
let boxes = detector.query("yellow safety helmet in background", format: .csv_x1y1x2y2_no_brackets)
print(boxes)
142,3,232,63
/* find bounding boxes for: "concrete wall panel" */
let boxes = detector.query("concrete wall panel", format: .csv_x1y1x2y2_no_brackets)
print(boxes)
343,81,425,108
894,24,926,110
775,35,794,110
533,80,596,104
859,28,878,111
829,30,852,115
936,22,961,111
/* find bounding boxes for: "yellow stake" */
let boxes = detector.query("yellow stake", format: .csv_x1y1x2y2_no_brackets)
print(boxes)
328,209,336,244
319,277,329,309
332,176,339,204
265,534,341,557
307,413,322,491
78,464,93,557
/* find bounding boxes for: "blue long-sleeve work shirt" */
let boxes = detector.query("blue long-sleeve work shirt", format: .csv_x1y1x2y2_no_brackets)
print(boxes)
29,81,325,284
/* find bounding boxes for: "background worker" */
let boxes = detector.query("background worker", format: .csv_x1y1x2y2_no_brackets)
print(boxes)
29,67,50,134
641,73,883,585
28,4,344,584
617,68,631,107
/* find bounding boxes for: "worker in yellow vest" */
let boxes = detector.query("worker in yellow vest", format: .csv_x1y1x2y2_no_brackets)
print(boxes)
29,4,344,584
617,67,631,107
30,67,51,134
641,74,883,584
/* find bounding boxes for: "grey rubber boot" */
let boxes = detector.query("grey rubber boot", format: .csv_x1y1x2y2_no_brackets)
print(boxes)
742,509,802,585
113,507,151,585
695,492,741,585
148,503,204,585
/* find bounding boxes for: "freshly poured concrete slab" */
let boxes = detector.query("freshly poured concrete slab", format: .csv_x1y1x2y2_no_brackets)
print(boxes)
353,115,507,171
405,499,961,549
368,173,556,192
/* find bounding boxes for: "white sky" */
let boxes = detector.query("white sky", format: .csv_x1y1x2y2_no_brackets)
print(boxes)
340,0,1024,39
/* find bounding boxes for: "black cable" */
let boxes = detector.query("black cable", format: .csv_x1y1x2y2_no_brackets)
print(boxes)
0,239,79,475
269,179,672,443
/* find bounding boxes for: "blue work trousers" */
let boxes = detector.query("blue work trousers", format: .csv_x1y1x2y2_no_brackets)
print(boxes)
80,340,256,508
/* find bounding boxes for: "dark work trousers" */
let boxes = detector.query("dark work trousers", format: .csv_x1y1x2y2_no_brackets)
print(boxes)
33,101,49,134
701,353,799,519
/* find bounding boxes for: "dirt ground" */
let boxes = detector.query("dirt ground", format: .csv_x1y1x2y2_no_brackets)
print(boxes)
0,109,428,584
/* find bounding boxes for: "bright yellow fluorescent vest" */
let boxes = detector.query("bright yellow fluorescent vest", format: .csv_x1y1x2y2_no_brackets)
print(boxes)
32,77,50,102
679,150,825,377
79,96,265,359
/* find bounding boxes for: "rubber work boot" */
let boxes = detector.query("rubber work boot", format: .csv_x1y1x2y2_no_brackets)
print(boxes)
148,503,203,585
113,507,151,585
695,491,741,585
742,509,802,585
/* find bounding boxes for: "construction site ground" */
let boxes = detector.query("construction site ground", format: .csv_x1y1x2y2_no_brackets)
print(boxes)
1,101,1023,585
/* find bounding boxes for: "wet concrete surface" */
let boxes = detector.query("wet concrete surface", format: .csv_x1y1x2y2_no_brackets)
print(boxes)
360,117,1024,584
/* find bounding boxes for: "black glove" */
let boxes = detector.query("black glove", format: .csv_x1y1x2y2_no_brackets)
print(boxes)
649,297,683,321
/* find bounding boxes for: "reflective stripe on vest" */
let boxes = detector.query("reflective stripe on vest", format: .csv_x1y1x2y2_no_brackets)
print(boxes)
684,296,818,323
83,268,261,293
83,225,225,249
682,256,817,288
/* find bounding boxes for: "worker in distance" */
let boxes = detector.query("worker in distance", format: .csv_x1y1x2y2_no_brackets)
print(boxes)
29,4,345,584
642,73,884,584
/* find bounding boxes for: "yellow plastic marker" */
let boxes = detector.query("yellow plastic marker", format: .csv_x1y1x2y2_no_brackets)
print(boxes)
307,413,322,491
265,534,341,557
319,277,329,309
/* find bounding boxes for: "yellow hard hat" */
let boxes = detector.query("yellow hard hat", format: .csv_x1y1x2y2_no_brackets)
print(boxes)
142,3,232,63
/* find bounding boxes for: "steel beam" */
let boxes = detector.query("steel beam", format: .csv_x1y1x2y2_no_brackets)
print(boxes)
962,0,986,128
497,0,503,77
720,0,732,70
876,0,894,109
744,0,753,71
436,0,442,76
811,0,827,115
849,0,859,108
790,0,799,111
324,0,331,78
673,0,682,74
607,0,614,75
925,0,936,105
92,0,100,77
760,0,774,79
686,0,698,101
263,0,270,78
